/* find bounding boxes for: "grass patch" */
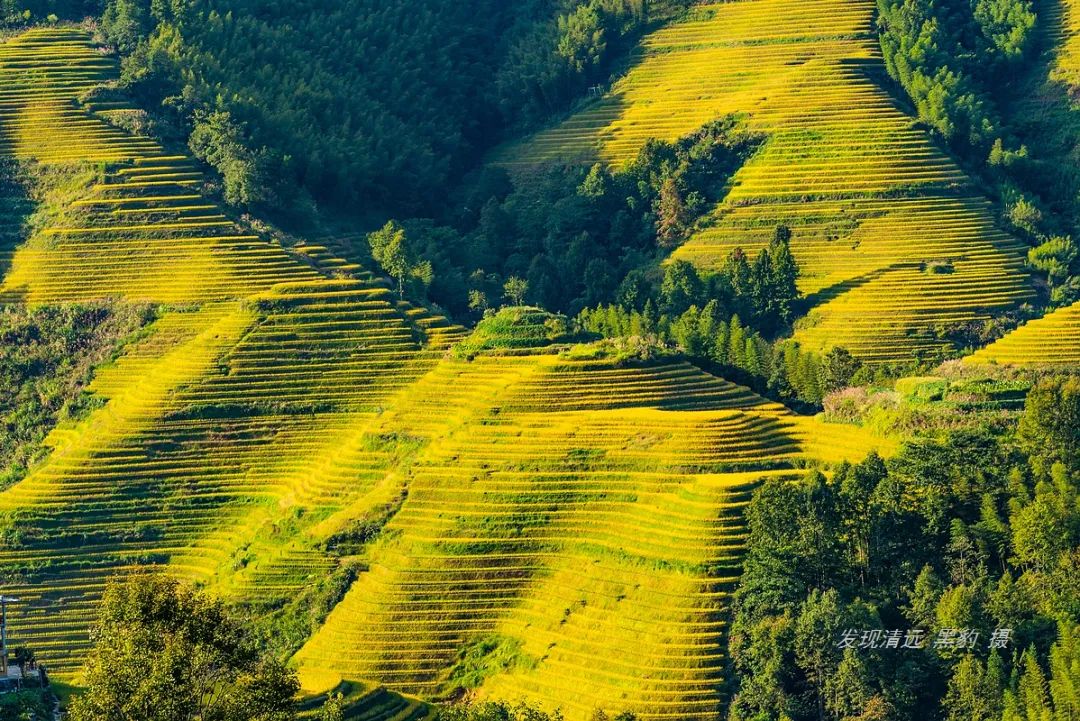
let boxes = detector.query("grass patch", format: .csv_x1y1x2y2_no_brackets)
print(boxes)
448,635,534,692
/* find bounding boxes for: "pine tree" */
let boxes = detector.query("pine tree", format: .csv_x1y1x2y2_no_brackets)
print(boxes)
698,300,721,357
1004,647,1050,721
713,317,729,365
1048,623,1080,720
768,231,800,326
749,248,774,330
744,337,761,375
943,655,1003,721
798,352,823,404
906,565,944,629
727,315,746,367
642,298,659,336
723,248,753,317
826,648,874,719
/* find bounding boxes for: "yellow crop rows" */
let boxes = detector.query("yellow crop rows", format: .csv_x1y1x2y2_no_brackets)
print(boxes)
965,299,1080,366
962,0,1080,368
497,0,1035,364
1,24,891,721
293,347,891,720
0,26,465,678
1050,0,1080,89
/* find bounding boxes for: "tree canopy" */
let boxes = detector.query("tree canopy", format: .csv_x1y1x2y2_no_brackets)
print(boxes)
70,574,299,721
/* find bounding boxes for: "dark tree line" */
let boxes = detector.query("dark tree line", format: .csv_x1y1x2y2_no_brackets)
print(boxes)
877,0,1036,152
0,0,96,23
368,116,762,321
577,243,862,410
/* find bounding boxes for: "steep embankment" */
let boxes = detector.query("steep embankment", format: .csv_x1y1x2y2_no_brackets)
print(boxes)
497,0,1035,364
0,25,889,721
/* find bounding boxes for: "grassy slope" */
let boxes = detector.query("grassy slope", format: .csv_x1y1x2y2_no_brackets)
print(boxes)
1051,0,1080,89
0,25,889,721
496,0,1035,364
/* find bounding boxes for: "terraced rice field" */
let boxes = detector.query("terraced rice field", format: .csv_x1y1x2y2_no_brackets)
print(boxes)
0,26,465,675
962,0,1080,369
497,0,1035,363
1050,0,1080,89
965,299,1080,366
293,346,888,720
1,24,890,721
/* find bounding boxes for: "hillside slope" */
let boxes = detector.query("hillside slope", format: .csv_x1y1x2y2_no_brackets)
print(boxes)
0,26,465,673
961,0,1080,367
0,25,891,721
966,299,1080,365
1052,0,1080,88
292,326,886,719
498,0,1035,364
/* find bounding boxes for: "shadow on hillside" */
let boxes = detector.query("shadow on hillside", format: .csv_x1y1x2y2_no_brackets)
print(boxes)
0,162,31,295
1005,0,1080,229
798,262,905,312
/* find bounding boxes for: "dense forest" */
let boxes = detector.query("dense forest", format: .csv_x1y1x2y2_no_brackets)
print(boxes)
728,376,1080,721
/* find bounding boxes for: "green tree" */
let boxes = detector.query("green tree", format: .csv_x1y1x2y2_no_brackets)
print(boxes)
942,655,1003,721
821,347,861,394
1048,623,1080,719
825,648,875,720
795,589,846,718
1027,237,1077,294
101,0,150,52
318,693,345,721
973,0,1036,61
1010,463,1079,573
727,315,746,367
659,260,702,315
721,247,753,318
1008,197,1043,238
768,228,800,326
655,176,689,247
1003,647,1051,721
69,574,298,721
557,4,606,73
578,163,611,199
906,565,944,629
1017,376,1080,469
188,111,267,207
368,222,434,299
503,276,529,306
468,290,489,315
11,646,33,680
748,248,774,328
